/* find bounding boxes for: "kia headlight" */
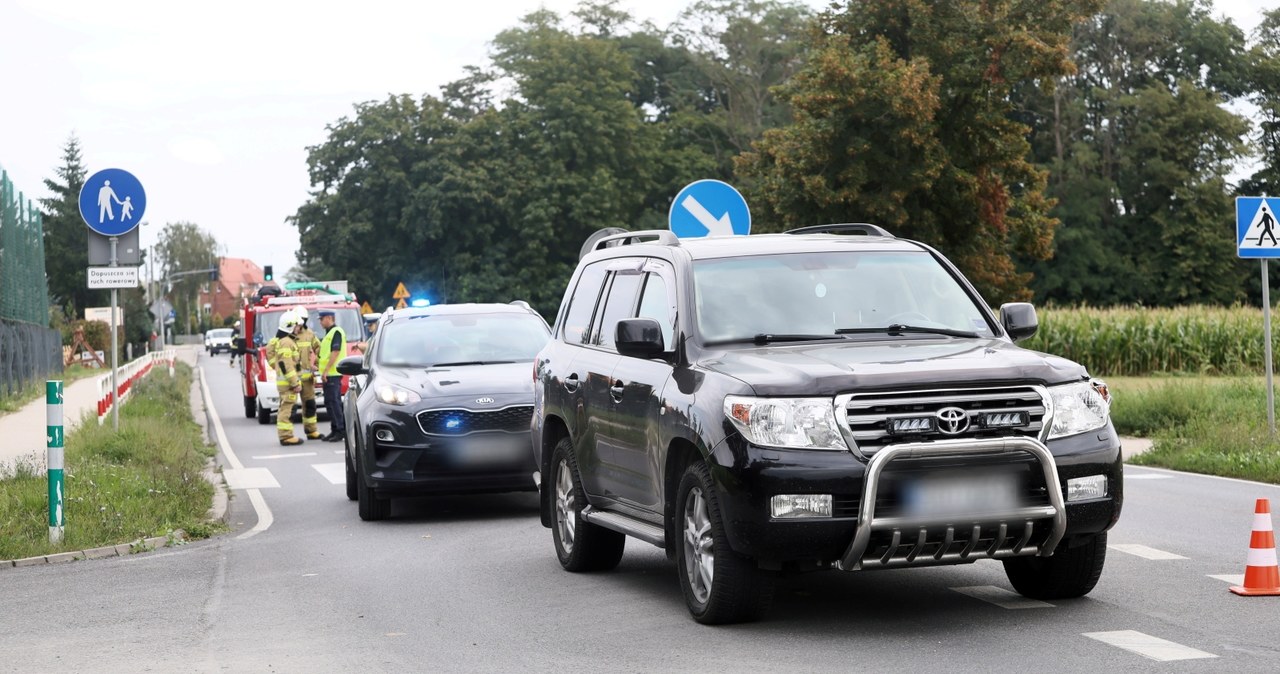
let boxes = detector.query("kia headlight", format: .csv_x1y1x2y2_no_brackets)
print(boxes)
376,385,421,406
1047,380,1110,439
724,396,848,450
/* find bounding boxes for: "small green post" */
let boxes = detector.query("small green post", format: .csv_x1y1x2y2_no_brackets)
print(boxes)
47,380,64,544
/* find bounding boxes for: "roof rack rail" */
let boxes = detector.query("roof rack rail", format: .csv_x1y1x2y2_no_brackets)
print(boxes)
785,223,894,238
593,229,681,252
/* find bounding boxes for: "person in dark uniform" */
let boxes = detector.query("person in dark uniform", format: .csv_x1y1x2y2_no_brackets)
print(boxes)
317,309,347,442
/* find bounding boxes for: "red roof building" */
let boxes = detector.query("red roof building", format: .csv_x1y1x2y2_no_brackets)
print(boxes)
199,258,265,321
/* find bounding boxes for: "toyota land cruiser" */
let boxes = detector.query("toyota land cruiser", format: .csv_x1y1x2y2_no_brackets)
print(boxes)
531,225,1122,624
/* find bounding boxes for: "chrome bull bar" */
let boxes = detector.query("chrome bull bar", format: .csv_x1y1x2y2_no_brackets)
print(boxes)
836,437,1066,571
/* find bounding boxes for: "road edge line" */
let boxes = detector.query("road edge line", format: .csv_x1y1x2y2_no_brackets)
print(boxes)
1125,464,1280,490
197,366,273,539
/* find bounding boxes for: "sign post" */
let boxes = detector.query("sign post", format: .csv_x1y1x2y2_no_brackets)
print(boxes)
79,168,146,431
1237,196,1280,434
47,380,64,544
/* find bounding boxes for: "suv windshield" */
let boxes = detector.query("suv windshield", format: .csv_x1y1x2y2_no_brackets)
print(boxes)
692,251,995,343
377,312,550,367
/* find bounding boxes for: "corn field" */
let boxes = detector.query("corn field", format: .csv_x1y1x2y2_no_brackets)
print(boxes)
1024,306,1270,377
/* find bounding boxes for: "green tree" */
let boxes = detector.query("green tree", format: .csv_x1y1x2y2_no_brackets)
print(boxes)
155,222,218,335
1240,8,1280,198
738,0,1102,303
40,134,102,316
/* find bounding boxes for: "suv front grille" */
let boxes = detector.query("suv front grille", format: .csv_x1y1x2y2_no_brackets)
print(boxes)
417,406,533,436
841,386,1046,456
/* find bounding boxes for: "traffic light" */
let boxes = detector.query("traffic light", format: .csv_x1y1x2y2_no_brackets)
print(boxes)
264,265,273,282
209,267,219,281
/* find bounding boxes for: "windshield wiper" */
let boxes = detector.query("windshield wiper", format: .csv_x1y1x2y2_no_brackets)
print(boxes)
430,361,487,367
705,333,849,346
836,324,980,339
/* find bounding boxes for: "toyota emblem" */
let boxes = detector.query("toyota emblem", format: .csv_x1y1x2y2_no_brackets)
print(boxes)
936,407,970,435
475,397,495,405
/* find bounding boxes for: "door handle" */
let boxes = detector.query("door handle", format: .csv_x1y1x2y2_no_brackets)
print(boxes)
564,373,580,393
610,381,625,401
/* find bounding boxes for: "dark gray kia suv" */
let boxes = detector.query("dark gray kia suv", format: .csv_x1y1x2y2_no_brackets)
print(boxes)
531,225,1122,624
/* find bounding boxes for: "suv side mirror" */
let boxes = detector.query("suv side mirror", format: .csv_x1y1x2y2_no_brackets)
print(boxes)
336,355,367,376
615,318,665,359
1000,303,1038,342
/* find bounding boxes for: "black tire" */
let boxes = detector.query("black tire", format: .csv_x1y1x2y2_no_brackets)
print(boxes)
243,395,255,419
256,401,271,425
674,462,775,624
344,435,358,502
551,438,624,572
356,451,390,521
1003,532,1108,600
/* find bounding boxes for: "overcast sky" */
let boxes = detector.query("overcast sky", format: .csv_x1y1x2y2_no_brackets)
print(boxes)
0,0,1268,283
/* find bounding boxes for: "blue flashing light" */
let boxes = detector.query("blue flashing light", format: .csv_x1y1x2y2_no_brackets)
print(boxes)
444,417,462,430
411,298,431,308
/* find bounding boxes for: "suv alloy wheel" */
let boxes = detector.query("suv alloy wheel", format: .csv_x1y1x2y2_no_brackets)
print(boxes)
551,438,624,572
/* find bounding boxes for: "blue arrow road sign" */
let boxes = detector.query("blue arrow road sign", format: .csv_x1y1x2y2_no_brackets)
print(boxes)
79,168,146,237
1238,196,1280,258
668,179,750,238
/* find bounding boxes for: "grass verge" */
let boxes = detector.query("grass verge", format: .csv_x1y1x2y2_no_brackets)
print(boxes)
1110,375,1280,484
0,362,224,560
0,364,98,414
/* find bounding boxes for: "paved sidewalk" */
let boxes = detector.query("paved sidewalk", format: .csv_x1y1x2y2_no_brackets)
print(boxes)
0,346,198,474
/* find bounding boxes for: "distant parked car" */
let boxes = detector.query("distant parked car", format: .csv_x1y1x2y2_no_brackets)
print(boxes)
205,328,234,355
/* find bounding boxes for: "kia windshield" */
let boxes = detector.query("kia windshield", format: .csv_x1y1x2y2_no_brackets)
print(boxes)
377,312,550,367
692,251,996,344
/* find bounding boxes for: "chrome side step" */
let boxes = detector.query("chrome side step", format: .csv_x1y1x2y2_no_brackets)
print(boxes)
582,508,666,548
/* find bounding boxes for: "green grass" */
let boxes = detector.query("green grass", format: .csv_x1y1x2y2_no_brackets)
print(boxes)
0,364,98,414
0,362,224,560
1110,375,1280,484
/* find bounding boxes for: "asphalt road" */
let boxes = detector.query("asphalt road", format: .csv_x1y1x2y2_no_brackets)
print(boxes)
3,353,1279,672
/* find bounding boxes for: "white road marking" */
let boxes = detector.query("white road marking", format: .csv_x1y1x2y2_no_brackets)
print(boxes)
951,585,1054,609
222,467,280,490
312,462,346,485
251,451,317,460
1208,574,1245,585
1083,630,1217,662
1124,474,1173,480
199,367,274,540
1108,544,1187,560
334,450,344,455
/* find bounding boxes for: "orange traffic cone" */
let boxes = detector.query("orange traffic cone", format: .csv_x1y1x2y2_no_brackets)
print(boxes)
1230,498,1280,596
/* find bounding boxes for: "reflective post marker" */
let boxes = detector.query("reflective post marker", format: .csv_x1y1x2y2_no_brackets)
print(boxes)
1265,261,1275,435
47,380,65,543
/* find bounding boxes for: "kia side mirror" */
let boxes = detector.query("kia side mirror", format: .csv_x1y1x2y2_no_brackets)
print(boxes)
615,318,665,359
1000,302,1038,342
336,355,367,376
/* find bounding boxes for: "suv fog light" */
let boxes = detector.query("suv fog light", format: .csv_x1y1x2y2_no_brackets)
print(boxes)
770,494,832,519
1066,475,1107,502
374,428,395,443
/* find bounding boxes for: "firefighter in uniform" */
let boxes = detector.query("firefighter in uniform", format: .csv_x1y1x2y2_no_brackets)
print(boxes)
269,312,303,446
317,309,347,442
293,306,323,440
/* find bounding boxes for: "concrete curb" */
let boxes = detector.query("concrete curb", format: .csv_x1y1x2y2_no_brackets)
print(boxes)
0,532,185,570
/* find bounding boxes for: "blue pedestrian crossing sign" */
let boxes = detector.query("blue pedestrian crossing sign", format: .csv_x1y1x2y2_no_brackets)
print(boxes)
668,179,750,238
1237,196,1280,258
78,168,146,237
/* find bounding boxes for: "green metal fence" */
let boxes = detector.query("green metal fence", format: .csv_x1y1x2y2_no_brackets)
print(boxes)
0,166,62,396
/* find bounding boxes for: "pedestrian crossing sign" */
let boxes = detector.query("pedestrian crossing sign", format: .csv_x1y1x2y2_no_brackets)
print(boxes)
1238,197,1280,258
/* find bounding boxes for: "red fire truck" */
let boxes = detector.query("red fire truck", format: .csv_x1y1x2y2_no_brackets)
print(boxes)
238,283,367,424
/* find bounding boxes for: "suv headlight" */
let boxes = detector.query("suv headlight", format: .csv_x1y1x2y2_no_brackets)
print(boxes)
724,396,848,450
376,385,421,406
1047,380,1110,439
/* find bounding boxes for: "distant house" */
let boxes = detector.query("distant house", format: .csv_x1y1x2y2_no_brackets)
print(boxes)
198,258,265,322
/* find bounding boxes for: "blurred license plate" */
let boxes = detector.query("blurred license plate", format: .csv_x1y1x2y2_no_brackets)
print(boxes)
455,435,525,468
902,474,1019,517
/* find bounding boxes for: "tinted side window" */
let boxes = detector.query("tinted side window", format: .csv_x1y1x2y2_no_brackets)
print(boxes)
595,272,644,350
637,273,674,350
561,262,608,344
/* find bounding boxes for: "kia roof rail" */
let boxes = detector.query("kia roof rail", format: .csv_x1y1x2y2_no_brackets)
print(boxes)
785,223,895,238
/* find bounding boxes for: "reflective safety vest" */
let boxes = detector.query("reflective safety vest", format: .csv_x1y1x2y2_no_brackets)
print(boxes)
296,326,321,377
272,335,300,388
318,325,347,377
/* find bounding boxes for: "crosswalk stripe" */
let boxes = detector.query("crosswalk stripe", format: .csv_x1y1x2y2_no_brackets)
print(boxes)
251,451,317,460
312,462,346,485
1108,543,1187,560
1083,630,1216,661
1208,574,1245,585
951,585,1053,609
222,467,280,490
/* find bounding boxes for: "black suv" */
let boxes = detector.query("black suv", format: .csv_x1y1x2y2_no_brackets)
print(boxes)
532,225,1122,624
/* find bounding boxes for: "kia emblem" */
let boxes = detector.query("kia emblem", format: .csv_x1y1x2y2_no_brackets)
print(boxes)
476,397,495,405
